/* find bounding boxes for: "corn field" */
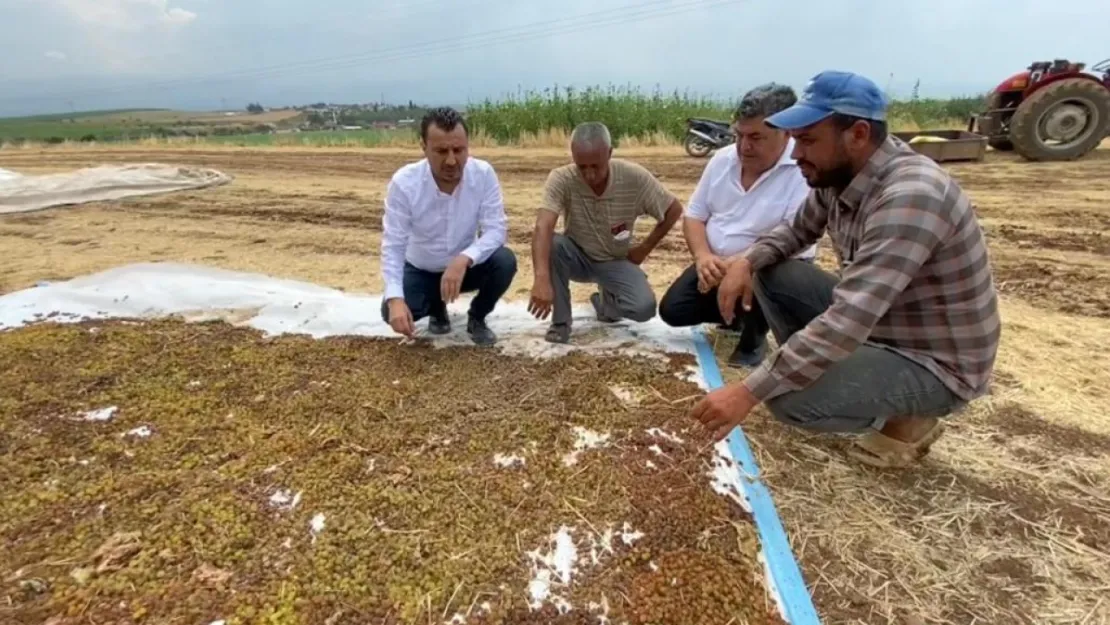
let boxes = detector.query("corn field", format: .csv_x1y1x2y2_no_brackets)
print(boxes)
466,85,731,145
464,84,985,144
0,82,988,149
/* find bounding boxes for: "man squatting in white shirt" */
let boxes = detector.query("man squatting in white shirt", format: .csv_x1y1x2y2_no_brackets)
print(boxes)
380,107,518,346
659,84,816,367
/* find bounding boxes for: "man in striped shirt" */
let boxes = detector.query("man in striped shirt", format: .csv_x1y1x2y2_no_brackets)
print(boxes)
690,70,1001,468
528,122,684,344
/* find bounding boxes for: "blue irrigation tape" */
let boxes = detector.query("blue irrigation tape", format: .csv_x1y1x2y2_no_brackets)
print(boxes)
691,327,822,625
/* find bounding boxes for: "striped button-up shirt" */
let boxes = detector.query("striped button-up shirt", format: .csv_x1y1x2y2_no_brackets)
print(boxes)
741,136,1001,404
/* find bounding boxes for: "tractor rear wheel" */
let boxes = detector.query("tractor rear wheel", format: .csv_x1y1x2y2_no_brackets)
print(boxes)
1009,77,1110,161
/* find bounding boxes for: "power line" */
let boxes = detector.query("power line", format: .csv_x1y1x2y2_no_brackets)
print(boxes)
192,0,740,87
4,0,742,105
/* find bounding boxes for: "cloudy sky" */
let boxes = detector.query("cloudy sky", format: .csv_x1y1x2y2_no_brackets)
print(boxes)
0,0,1104,116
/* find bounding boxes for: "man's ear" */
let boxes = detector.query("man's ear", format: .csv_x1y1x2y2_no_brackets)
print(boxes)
849,119,871,147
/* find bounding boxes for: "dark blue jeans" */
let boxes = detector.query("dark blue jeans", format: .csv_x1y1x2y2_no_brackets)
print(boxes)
755,259,964,433
379,246,517,323
658,262,770,351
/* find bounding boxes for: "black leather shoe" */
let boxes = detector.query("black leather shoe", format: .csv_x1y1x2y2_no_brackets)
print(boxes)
428,311,451,335
467,317,497,346
727,339,766,369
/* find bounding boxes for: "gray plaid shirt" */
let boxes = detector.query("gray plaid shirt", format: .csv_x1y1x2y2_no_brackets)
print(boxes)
742,136,1001,403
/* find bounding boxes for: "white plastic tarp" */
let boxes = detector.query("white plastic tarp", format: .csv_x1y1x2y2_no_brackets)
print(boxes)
0,163,232,214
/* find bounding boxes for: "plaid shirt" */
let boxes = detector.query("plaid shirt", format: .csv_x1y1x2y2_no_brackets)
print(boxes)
742,136,1001,404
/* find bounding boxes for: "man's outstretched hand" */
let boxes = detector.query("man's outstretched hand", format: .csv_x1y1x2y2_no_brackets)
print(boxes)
528,277,554,320
717,258,755,325
441,255,471,304
689,383,760,441
387,299,415,338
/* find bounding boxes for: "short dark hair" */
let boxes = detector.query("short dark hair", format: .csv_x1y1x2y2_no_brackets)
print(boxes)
420,106,468,141
733,83,797,123
829,112,887,146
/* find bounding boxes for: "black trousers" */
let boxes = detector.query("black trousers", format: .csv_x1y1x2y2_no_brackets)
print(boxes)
378,247,518,323
658,263,769,351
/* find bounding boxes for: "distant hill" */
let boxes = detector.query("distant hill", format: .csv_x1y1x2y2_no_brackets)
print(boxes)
0,108,304,143
0,109,170,123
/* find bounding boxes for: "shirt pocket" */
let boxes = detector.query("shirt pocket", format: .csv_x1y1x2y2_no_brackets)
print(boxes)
608,218,633,245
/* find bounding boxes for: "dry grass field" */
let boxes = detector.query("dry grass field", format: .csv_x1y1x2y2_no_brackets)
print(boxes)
2,141,1110,625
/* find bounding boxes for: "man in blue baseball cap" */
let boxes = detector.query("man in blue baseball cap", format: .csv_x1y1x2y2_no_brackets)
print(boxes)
766,70,891,188
689,70,1001,468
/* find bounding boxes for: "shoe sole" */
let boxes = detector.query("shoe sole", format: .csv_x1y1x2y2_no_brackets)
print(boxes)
468,333,496,346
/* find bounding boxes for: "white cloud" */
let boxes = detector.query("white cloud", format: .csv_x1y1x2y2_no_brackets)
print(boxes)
41,0,197,73
163,7,197,25
55,0,140,31
44,50,68,61
53,0,196,31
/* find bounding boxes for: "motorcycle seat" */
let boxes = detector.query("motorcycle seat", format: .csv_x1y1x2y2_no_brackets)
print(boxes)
688,117,729,125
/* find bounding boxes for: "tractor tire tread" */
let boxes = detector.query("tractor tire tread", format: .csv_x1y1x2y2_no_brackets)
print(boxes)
1010,78,1110,161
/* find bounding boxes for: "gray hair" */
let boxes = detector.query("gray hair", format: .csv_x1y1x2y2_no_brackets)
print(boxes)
570,121,612,149
733,83,798,122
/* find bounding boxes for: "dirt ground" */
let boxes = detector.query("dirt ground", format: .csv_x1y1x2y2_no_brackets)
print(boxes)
3,142,1110,624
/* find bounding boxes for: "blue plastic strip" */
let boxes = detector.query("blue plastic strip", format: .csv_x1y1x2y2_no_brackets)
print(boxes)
691,327,822,625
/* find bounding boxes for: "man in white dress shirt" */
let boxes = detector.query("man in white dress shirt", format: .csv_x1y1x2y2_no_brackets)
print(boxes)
659,84,815,367
379,107,517,346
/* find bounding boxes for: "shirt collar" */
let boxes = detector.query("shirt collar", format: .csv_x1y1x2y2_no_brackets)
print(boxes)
732,137,797,175
422,158,469,194
836,135,902,211
777,137,797,168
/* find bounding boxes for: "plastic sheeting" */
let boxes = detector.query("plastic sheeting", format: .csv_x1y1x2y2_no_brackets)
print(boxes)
0,163,232,214
0,262,811,623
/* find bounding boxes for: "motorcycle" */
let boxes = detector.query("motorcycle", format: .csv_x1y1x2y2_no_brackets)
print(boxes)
683,117,734,157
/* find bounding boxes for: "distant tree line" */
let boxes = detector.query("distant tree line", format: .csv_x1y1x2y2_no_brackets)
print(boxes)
299,103,428,127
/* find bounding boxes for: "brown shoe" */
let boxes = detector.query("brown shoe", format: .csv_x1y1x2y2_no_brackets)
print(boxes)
846,418,944,468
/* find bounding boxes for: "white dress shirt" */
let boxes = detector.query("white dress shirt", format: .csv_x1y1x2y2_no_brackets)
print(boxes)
684,139,816,260
380,157,508,301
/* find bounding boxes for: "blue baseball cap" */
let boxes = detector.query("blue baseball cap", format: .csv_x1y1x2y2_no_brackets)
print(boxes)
765,70,889,130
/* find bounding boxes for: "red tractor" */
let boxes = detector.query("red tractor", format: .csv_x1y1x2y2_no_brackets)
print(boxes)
969,58,1110,161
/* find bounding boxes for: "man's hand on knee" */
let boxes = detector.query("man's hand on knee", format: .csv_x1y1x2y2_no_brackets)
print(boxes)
695,253,728,292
